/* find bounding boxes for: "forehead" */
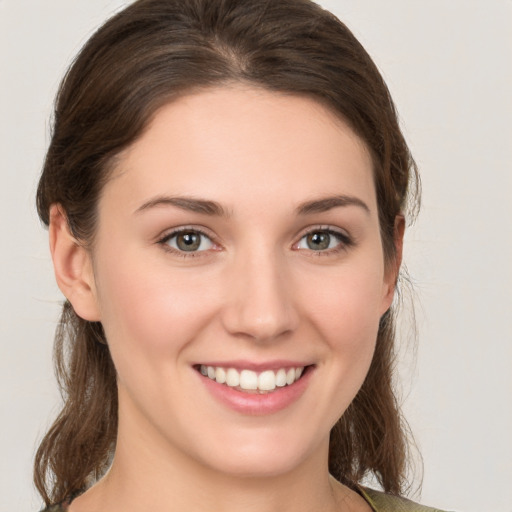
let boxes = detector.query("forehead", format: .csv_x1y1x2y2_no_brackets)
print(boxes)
105,86,376,214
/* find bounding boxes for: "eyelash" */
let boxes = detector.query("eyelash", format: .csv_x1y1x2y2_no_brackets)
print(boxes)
295,227,354,256
157,227,217,258
157,226,354,258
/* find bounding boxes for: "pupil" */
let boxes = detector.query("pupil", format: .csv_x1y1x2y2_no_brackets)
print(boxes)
177,232,200,251
307,232,330,250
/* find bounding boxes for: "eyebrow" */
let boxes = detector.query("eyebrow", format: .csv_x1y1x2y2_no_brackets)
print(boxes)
135,196,228,216
296,195,370,215
134,194,370,217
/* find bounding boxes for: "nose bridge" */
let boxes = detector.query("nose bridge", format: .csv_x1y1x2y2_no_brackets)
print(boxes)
222,242,298,341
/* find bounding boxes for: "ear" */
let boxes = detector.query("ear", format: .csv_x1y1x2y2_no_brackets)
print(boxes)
381,214,405,312
49,204,101,321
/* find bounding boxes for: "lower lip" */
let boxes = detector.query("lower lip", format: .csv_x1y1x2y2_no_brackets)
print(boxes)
197,367,315,415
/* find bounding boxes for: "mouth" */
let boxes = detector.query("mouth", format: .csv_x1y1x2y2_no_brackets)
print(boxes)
194,364,314,394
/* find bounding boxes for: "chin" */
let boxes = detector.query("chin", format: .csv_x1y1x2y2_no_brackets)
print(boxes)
189,429,325,480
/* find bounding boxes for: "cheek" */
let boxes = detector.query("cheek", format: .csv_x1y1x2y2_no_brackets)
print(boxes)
304,259,385,343
301,258,385,388
94,255,219,367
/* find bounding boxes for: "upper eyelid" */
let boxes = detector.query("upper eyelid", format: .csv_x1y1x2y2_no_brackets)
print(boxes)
157,225,217,243
296,225,351,240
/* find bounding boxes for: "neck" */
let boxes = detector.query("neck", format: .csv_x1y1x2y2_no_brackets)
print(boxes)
101,436,340,512
70,397,360,512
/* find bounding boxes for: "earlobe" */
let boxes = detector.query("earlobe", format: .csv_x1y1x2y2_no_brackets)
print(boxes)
381,215,406,312
49,204,101,321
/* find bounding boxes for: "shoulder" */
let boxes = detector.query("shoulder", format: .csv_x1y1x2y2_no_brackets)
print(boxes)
359,487,452,512
39,504,67,512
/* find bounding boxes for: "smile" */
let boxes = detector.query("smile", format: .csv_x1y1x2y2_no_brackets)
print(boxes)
199,365,305,393
195,362,315,415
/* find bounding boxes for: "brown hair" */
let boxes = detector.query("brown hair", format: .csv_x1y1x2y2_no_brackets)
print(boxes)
35,0,419,506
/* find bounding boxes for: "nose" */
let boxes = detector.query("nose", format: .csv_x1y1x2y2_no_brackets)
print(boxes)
221,249,299,343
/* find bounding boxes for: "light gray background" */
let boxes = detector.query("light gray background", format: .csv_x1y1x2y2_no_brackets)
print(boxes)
1,1,511,511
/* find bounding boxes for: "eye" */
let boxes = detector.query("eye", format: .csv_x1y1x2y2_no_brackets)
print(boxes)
162,229,214,253
296,229,350,252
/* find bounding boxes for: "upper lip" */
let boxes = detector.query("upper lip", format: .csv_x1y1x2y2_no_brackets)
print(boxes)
194,360,314,372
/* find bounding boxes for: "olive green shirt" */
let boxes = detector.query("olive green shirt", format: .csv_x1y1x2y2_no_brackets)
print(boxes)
40,487,450,512
360,487,450,511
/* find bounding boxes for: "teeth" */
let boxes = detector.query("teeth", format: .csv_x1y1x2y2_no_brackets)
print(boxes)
215,367,226,384
199,365,306,392
240,370,258,390
226,368,240,387
258,370,276,391
275,368,287,387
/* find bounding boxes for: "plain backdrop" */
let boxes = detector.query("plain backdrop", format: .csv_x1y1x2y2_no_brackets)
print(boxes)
1,1,511,511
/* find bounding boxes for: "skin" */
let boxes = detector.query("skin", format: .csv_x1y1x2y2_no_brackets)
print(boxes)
50,86,402,512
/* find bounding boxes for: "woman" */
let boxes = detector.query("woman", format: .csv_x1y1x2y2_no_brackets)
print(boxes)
35,0,448,511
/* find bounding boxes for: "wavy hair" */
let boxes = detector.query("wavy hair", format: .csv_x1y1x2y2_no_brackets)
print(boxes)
35,0,420,505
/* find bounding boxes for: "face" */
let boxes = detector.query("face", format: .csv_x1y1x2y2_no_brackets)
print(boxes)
85,86,396,478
